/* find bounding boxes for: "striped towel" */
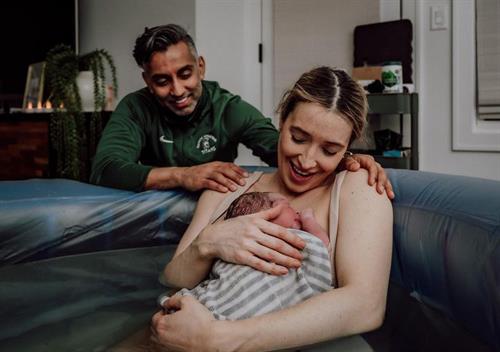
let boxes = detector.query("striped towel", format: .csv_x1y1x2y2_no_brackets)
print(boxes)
172,229,332,321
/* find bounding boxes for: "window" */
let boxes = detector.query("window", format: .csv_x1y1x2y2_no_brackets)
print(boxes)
452,0,500,151
476,0,500,120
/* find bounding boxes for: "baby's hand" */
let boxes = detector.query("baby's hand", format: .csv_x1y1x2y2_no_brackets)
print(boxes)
158,295,178,314
300,208,330,247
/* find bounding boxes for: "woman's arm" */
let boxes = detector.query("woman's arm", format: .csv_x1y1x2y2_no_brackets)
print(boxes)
155,170,393,351
162,189,226,288
216,170,393,351
163,189,306,289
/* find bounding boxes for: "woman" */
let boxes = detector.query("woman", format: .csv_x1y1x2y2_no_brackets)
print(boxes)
152,67,393,351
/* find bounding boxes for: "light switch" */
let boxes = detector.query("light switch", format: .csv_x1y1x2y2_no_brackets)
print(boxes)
431,5,448,30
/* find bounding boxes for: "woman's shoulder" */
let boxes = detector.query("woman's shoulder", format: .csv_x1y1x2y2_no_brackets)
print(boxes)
341,169,370,186
340,170,391,205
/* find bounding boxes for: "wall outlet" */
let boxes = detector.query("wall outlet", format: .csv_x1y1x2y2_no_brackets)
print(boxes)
430,5,448,31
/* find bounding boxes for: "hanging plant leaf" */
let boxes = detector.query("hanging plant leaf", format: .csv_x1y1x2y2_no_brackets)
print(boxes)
44,44,118,181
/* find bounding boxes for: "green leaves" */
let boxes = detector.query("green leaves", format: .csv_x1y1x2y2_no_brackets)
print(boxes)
45,44,118,181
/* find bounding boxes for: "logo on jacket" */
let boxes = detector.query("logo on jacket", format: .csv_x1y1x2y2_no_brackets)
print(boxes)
159,135,174,144
196,134,217,154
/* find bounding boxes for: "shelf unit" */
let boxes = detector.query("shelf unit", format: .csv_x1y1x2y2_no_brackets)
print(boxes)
359,93,419,170
0,112,111,181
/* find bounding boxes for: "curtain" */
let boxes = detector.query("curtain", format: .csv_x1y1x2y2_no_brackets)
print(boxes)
476,0,500,120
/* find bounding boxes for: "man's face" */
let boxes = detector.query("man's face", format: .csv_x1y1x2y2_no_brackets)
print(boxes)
142,41,205,116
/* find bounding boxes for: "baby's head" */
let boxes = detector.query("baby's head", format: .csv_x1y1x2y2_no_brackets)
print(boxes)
225,192,301,229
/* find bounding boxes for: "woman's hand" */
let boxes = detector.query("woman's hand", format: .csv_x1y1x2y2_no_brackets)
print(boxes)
339,153,395,199
196,204,306,276
151,295,216,352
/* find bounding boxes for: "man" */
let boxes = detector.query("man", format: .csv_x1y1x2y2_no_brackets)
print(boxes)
90,24,393,198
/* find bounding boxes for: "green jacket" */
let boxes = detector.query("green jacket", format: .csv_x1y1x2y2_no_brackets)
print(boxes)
90,80,278,191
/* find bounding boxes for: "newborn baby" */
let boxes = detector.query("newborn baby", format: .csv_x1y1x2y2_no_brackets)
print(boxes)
160,192,333,320
226,191,330,248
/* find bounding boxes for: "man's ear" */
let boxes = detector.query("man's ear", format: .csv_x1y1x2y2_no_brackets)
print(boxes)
198,56,206,79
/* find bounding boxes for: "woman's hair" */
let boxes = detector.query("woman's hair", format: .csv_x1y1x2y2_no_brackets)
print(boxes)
133,24,197,67
277,66,367,144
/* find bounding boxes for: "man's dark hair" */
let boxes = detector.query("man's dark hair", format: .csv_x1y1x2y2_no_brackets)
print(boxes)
225,192,273,220
132,24,197,66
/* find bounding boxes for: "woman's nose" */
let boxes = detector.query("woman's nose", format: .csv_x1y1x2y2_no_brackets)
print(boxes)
298,150,317,169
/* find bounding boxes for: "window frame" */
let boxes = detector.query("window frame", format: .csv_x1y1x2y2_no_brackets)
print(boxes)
452,0,500,151
475,0,500,120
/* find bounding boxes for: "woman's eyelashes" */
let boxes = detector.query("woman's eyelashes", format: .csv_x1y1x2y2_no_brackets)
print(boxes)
291,134,306,144
291,135,339,157
322,148,338,156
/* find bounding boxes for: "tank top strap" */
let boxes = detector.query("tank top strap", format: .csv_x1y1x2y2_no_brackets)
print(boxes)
327,170,348,287
209,171,264,224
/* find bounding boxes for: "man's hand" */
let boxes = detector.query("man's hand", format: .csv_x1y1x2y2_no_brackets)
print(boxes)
181,161,249,192
145,161,249,192
339,153,395,199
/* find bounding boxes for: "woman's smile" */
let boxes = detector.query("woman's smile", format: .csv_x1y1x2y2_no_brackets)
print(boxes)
289,161,315,184
278,102,352,194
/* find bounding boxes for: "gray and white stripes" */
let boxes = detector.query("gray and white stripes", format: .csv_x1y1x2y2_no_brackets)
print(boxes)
175,229,332,321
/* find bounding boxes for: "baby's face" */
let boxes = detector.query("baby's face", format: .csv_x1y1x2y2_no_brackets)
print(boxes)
268,193,301,229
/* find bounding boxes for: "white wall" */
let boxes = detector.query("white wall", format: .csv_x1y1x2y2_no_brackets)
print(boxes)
79,0,499,179
273,0,380,108
381,0,500,181
78,0,195,102
409,0,500,180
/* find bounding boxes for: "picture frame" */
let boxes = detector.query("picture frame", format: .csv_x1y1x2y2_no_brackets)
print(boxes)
22,61,46,109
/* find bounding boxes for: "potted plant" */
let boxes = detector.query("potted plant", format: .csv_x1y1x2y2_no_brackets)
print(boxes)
44,44,118,181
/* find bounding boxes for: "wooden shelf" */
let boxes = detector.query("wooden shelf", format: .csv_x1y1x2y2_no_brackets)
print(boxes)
365,93,419,170
0,112,111,181
351,149,412,170
367,93,416,114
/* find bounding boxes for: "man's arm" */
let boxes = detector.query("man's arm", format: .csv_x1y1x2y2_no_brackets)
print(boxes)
91,95,249,192
144,162,248,192
90,101,152,191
